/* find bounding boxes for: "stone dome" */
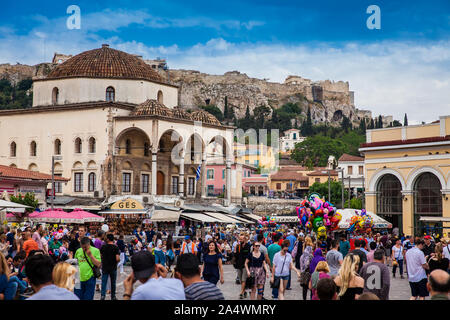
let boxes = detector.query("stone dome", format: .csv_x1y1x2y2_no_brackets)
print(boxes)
191,110,221,126
172,107,193,121
46,44,163,82
133,99,173,117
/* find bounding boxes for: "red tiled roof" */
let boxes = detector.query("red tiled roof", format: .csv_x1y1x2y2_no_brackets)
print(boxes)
0,165,69,181
338,153,364,161
306,170,339,176
360,135,450,148
46,45,163,83
270,170,309,181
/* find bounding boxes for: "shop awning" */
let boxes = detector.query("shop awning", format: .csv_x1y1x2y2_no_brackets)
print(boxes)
202,212,245,224
150,210,181,222
419,216,450,223
232,215,256,224
180,212,220,223
98,209,149,215
337,209,392,229
239,213,261,221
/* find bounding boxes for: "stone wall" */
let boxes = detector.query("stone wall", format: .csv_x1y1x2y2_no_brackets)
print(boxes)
246,196,299,216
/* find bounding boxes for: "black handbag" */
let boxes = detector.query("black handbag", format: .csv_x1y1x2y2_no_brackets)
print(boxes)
245,254,256,289
83,249,101,279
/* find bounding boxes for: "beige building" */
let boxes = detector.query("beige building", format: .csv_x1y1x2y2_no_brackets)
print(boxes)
0,45,237,205
359,115,450,236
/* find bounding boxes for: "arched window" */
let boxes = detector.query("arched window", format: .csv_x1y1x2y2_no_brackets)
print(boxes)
54,139,61,155
75,137,82,153
377,174,402,213
10,141,16,157
52,87,59,105
157,90,163,104
106,86,115,102
126,139,131,154
89,137,96,153
88,172,96,192
414,173,442,214
30,141,37,156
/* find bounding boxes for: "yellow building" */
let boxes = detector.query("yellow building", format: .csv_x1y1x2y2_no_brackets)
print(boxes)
234,143,276,174
359,115,450,237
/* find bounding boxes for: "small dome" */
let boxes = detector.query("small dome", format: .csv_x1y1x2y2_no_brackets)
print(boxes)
172,107,193,120
191,110,221,126
133,99,173,117
46,45,162,82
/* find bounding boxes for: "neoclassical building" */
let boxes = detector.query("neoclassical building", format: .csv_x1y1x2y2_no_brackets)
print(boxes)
360,115,450,236
0,45,237,205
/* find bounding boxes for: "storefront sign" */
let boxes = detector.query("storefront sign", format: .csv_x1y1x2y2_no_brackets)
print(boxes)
273,216,299,223
111,198,144,210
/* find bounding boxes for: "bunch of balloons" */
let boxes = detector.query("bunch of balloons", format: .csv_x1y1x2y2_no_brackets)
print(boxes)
347,209,373,234
257,215,277,228
296,194,341,238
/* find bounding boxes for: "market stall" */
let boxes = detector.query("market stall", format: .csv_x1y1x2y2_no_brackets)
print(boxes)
336,209,392,230
98,198,149,234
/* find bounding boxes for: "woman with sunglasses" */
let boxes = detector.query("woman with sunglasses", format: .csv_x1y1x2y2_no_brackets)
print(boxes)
244,241,270,300
271,240,300,300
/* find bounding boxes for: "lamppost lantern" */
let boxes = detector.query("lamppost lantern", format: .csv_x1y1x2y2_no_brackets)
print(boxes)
51,155,63,210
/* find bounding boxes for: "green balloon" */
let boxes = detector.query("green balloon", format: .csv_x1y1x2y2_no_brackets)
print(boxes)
313,217,324,232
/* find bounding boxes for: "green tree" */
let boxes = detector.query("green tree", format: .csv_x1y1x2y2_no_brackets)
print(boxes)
338,131,366,156
10,192,39,213
378,115,383,128
344,197,363,209
308,181,348,207
253,105,271,129
404,113,408,126
341,115,351,133
359,118,367,134
223,96,229,120
290,135,348,167
301,106,313,136
368,118,375,129
200,105,224,121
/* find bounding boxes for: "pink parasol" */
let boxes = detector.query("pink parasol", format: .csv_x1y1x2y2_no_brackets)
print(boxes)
68,208,105,223
28,208,104,224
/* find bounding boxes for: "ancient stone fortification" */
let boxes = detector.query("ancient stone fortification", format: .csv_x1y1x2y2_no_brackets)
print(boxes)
0,56,393,127
246,197,299,216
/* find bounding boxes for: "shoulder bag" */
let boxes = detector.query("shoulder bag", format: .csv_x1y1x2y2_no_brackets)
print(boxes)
270,254,287,289
245,254,256,289
83,249,101,279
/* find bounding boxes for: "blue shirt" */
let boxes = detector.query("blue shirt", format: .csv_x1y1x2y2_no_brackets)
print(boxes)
131,277,186,300
27,285,79,300
286,234,297,252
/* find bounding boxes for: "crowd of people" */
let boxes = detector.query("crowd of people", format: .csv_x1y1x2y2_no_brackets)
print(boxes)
0,222,449,301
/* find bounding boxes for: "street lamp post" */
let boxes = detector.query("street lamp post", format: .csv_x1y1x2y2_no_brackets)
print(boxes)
51,155,62,210
335,168,344,209
348,176,351,207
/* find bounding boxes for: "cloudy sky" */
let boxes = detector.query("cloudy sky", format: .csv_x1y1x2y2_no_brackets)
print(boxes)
1,0,449,123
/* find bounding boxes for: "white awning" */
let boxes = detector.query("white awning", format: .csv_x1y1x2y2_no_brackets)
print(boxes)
150,210,181,222
419,216,450,223
240,213,261,221
180,212,220,223
337,209,392,229
202,212,246,224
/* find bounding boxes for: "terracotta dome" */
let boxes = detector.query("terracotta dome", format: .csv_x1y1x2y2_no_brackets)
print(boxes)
172,107,193,121
46,44,163,82
191,110,221,126
133,99,173,117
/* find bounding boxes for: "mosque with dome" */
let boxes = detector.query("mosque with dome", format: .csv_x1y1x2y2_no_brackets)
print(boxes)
0,44,237,205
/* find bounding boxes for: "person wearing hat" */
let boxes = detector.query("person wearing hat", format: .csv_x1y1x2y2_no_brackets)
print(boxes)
123,251,185,300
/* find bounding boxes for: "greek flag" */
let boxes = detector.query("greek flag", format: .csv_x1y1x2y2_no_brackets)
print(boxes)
195,164,201,181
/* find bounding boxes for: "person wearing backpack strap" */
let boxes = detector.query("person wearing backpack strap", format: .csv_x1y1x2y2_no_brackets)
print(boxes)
74,237,101,300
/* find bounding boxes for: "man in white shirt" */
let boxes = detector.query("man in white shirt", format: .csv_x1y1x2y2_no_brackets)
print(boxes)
405,239,430,300
442,240,450,260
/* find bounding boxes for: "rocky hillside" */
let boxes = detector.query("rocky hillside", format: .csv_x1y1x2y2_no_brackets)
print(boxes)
0,59,391,126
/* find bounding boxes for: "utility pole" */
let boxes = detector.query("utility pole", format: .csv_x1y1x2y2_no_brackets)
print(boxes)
362,175,365,208
341,169,344,208
348,176,351,207
328,170,331,203
51,155,62,210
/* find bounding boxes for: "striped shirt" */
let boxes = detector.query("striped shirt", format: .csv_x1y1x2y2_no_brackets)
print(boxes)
184,281,224,300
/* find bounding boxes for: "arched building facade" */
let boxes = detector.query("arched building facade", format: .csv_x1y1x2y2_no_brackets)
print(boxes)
361,116,450,236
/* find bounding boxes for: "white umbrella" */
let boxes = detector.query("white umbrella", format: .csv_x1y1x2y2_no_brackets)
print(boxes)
0,199,32,209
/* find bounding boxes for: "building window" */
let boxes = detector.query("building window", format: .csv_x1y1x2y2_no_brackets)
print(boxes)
171,176,179,194
30,141,37,156
142,174,149,193
10,141,16,157
315,178,320,183
188,177,195,195
377,174,402,214
54,174,62,193
75,137,82,153
144,142,149,157
348,166,353,175
157,90,163,104
276,183,281,190
52,87,59,105
207,169,214,180
88,137,96,153
88,172,96,192
74,172,83,192
222,169,225,179
207,185,214,195
358,166,363,175
106,86,115,102
126,139,131,154
122,172,131,193
414,173,442,214
293,133,297,139
54,139,61,155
